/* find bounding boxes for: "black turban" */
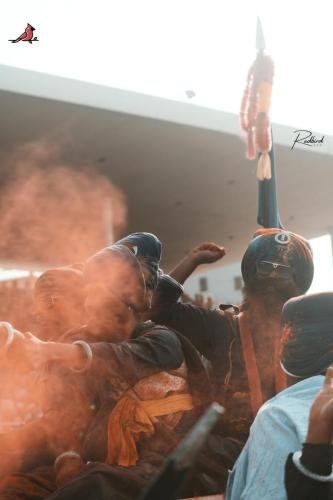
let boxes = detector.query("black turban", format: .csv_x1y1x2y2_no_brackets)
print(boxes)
115,232,162,288
281,292,333,378
86,232,162,290
241,228,314,294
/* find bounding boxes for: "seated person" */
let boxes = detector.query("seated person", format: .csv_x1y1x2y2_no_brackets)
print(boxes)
226,292,333,500
0,233,217,499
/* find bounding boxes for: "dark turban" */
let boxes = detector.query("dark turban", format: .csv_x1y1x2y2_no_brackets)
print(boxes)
281,292,333,378
241,228,314,294
115,232,162,289
86,232,162,291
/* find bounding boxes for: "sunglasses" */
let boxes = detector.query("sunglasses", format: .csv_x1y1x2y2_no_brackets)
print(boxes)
256,260,293,279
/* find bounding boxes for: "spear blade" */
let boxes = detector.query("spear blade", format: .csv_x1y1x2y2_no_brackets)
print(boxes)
256,16,266,52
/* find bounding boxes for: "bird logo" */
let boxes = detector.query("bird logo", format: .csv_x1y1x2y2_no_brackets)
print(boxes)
9,23,39,44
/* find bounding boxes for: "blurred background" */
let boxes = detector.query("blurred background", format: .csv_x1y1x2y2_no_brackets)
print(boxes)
0,0,333,327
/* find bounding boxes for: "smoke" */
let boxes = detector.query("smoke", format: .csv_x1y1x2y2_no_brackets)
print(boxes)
0,139,128,268
0,138,129,477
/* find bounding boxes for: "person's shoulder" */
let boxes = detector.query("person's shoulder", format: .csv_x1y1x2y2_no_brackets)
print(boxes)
209,305,238,337
288,375,324,396
182,303,237,328
254,376,324,429
136,322,179,342
132,323,184,366
136,321,171,334
265,376,324,408
248,397,297,441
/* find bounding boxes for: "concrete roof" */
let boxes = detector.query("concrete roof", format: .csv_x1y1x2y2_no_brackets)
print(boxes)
1,64,332,270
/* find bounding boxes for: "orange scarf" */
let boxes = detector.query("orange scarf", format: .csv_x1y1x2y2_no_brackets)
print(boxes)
106,392,194,467
238,312,286,416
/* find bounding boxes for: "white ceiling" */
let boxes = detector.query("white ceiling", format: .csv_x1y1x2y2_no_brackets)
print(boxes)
2,1,333,136
0,65,332,270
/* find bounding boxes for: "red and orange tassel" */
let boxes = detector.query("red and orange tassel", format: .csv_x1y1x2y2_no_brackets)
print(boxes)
240,53,274,179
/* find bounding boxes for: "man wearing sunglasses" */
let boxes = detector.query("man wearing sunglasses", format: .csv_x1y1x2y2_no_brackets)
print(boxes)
256,259,293,279
151,228,314,489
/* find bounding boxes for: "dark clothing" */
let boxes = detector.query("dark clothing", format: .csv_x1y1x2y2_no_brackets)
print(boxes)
0,325,191,471
46,437,243,500
0,466,55,500
61,322,212,408
36,325,208,462
43,438,242,500
282,292,333,378
285,444,333,500
72,324,211,463
0,324,221,499
151,277,258,440
47,461,154,500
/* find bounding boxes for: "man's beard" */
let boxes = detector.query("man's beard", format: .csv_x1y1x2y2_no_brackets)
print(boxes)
243,278,298,317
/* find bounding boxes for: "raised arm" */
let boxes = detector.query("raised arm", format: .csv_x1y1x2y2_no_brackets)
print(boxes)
0,328,186,472
169,242,225,284
150,243,231,361
3,327,185,393
86,328,185,392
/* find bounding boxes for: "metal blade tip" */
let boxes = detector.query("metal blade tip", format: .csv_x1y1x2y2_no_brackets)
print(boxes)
256,16,266,51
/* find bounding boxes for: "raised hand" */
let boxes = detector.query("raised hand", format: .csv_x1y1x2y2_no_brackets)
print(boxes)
169,242,226,284
189,242,226,266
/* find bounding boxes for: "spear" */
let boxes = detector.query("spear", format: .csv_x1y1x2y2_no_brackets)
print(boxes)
241,17,284,229
257,132,284,228
138,403,224,500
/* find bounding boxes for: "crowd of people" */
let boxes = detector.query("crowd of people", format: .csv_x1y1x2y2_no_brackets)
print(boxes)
0,229,332,499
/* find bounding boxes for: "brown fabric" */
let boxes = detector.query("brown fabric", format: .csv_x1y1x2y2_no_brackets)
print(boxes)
238,313,286,416
162,328,213,408
0,466,55,500
237,312,264,416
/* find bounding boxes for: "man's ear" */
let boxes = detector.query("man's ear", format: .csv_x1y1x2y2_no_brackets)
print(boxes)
147,290,153,309
142,289,153,311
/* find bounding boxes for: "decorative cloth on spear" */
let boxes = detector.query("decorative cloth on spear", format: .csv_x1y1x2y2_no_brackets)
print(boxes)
241,17,284,229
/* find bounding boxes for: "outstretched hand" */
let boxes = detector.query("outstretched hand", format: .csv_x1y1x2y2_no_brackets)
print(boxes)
0,323,24,362
306,366,333,444
189,242,226,266
1,324,85,373
2,328,47,372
